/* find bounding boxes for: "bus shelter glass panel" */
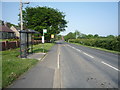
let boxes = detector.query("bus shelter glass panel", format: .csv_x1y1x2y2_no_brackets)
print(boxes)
27,33,33,54
20,32,27,58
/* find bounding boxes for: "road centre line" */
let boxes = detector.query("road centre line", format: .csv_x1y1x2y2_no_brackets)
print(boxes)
57,45,60,69
101,61,120,71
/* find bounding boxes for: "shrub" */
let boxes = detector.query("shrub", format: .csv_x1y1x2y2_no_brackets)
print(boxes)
69,37,120,52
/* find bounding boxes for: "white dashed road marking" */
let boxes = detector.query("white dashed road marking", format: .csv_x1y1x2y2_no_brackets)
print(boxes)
67,44,119,71
83,52,94,58
57,45,60,69
101,61,120,71
67,44,94,58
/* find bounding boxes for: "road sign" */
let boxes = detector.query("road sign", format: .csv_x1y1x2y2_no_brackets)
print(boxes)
43,29,47,33
42,36,44,43
51,34,54,38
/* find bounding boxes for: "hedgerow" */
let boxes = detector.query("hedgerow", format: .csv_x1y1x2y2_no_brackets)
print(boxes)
69,37,120,52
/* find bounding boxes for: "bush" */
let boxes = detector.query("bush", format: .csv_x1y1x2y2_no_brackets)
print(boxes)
69,37,120,52
34,37,41,40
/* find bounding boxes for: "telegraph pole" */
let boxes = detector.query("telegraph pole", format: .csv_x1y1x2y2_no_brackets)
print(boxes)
20,0,23,31
19,0,30,58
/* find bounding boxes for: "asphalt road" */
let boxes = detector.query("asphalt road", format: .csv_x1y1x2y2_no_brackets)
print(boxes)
9,40,119,88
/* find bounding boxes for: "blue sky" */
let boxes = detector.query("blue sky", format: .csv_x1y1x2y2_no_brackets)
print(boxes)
2,2,118,36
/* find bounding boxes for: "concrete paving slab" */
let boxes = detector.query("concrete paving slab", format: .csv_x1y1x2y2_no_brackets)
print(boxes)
27,53,46,60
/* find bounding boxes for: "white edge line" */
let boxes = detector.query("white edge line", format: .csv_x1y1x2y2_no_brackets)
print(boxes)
83,52,94,58
101,61,120,71
67,44,94,59
67,44,119,72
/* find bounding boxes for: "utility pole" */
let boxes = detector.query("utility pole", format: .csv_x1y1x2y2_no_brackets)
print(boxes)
20,0,23,31
19,0,30,58
20,0,29,31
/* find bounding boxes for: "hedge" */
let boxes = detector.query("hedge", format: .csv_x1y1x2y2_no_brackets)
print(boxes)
69,37,120,52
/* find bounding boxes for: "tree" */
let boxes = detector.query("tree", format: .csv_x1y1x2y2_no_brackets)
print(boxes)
74,30,80,39
64,32,75,41
94,34,99,38
56,35,62,40
87,34,94,39
0,20,4,25
22,6,67,41
5,22,18,28
107,35,115,38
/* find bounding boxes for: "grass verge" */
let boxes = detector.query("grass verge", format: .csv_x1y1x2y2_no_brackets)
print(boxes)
33,43,55,53
2,43,54,88
0,39,19,42
70,42,120,55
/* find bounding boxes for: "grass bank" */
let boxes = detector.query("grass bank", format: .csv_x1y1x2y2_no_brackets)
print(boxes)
33,43,55,53
0,39,19,42
2,43,54,88
70,42,120,55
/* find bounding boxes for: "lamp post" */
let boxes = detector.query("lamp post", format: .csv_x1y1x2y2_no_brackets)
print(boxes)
20,0,30,58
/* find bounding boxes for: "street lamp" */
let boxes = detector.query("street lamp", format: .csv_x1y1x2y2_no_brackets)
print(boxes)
20,0,30,58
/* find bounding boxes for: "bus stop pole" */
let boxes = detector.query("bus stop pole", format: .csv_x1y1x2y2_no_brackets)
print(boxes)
43,31,44,53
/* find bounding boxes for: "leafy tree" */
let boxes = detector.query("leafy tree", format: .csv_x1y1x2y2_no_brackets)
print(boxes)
86,34,94,39
74,30,80,39
56,35,62,40
107,35,115,38
22,6,67,41
64,32,75,41
94,34,99,38
0,20,4,25
5,22,18,28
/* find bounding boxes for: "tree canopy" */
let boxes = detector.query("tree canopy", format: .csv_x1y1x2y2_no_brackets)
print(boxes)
22,6,67,40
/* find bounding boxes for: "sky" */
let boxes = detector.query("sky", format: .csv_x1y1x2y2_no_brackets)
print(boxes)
1,1,118,36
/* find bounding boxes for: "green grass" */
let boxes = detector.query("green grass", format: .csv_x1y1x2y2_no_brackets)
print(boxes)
2,43,54,88
0,39,19,42
70,42,120,55
33,43,55,53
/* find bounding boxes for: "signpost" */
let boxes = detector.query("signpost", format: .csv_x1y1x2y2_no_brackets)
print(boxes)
43,29,47,34
51,34,54,39
42,29,47,53
51,34,54,43
42,36,44,43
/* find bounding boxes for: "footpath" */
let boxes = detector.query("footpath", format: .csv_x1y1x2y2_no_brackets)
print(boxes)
8,44,59,88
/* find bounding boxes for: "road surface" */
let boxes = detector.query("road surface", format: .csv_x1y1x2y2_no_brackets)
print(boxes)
10,40,119,88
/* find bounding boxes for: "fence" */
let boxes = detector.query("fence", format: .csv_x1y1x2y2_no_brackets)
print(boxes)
0,40,43,51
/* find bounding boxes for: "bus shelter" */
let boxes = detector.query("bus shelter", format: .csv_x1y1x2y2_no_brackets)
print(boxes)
19,29,39,58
